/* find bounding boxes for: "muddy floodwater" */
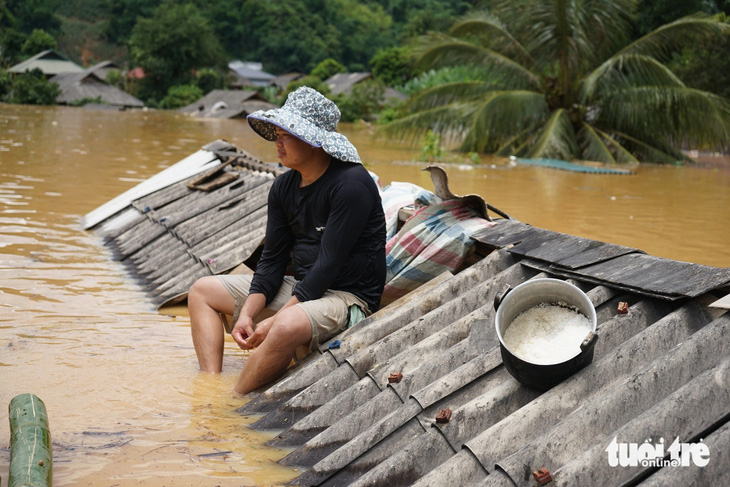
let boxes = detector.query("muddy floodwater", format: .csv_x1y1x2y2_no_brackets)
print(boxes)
1,104,728,486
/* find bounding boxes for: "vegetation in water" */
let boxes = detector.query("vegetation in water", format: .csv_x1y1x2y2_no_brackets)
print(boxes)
382,0,730,163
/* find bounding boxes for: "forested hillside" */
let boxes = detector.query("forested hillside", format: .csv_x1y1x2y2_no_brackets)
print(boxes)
2,0,730,159
2,0,475,73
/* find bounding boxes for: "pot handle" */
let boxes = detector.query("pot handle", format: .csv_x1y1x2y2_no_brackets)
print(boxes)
494,284,512,311
580,331,599,352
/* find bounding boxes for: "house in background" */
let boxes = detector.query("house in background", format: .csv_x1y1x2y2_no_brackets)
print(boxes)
179,89,275,119
272,72,306,92
8,49,84,78
51,69,144,109
228,60,276,88
325,71,407,102
87,60,122,81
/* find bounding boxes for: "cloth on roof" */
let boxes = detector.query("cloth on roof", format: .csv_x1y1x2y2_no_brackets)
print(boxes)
380,182,439,240
383,198,496,300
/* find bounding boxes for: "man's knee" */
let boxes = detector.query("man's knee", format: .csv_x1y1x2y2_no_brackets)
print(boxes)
189,276,234,315
267,309,312,350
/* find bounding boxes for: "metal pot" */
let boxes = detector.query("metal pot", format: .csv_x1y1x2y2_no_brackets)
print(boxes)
494,278,598,391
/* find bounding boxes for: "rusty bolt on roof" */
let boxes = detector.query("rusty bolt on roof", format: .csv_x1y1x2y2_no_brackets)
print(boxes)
388,372,403,383
618,302,629,314
435,408,452,424
533,467,552,485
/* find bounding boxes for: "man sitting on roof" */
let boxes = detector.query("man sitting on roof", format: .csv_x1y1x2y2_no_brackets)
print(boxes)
188,86,386,394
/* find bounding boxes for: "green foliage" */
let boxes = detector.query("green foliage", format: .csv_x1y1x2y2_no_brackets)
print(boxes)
668,17,730,99
281,75,331,102
195,67,224,94
129,1,225,101
0,69,12,99
311,58,345,81
385,1,730,163
9,67,60,105
1,0,62,37
104,69,125,90
159,84,203,109
400,66,491,95
0,28,26,67
104,0,160,44
418,129,444,162
370,46,413,86
635,0,720,34
335,79,386,122
21,28,56,55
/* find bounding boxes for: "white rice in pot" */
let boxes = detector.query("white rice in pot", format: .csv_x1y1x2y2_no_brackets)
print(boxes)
502,302,592,365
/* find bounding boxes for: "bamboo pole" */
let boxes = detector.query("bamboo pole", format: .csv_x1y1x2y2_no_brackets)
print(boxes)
8,393,52,487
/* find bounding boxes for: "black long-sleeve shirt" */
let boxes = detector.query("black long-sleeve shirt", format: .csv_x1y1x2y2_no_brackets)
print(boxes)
249,158,386,313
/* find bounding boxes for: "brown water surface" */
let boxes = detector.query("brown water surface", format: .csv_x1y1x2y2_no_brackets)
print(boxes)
0,104,728,486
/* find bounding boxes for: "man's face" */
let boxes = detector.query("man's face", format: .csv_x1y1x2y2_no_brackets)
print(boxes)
274,127,315,169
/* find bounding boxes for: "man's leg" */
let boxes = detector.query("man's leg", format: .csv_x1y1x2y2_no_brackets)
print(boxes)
189,276,235,373
233,305,312,394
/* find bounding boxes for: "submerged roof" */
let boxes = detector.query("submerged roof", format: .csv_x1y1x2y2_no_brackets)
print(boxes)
239,224,729,487
179,89,276,119
85,141,730,486
326,72,373,95
88,140,285,307
228,60,276,87
8,49,84,75
51,70,144,107
325,72,407,101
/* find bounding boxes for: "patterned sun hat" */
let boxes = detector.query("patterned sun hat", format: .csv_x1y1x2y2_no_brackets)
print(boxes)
246,86,361,164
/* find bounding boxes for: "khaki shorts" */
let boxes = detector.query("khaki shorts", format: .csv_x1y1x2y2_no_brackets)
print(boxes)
217,274,370,352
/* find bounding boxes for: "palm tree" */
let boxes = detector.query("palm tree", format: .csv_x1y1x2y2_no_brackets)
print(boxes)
384,0,730,163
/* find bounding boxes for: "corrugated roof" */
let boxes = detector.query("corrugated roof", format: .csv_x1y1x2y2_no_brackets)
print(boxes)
325,72,373,95
8,49,84,75
91,140,285,307
51,70,144,107
179,89,276,119
236,222,729,487
228,60,276,87
85,143,730,486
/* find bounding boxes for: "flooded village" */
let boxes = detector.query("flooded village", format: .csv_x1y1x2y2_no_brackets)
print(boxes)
2,1,730,486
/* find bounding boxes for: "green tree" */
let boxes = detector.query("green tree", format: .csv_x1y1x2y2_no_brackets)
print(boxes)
9,67,60,105
129,1,225,101
281,75,331,103
370,46,413,86
0,28,27,67
194,67,224,94
0,69,12,99
385,1,730,163
636,0,719,34
21,28,56,56
311,58,345,81
159,84,203,109
335,80,386,122
104,0,160,44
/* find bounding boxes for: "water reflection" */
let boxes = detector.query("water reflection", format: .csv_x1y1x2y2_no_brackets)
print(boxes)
0,104,728,486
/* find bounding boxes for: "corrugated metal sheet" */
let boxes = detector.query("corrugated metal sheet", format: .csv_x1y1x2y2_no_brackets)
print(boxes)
236,222,729,487
179,90,276,119
88,140,284,307
51,71,144,107
8,49,83,75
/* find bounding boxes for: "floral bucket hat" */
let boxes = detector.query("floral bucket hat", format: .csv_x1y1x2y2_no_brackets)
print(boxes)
247,86,362,164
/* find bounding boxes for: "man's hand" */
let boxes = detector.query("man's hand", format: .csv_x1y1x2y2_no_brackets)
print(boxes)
241,316,274,349
231,314,256,349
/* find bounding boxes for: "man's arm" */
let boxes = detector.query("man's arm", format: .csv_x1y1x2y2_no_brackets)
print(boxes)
249,178,294,303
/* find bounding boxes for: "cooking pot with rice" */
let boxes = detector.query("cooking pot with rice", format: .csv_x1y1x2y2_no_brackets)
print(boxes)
494,278,598,390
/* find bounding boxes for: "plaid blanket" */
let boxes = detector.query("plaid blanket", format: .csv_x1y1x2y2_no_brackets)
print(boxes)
382,194,496,301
